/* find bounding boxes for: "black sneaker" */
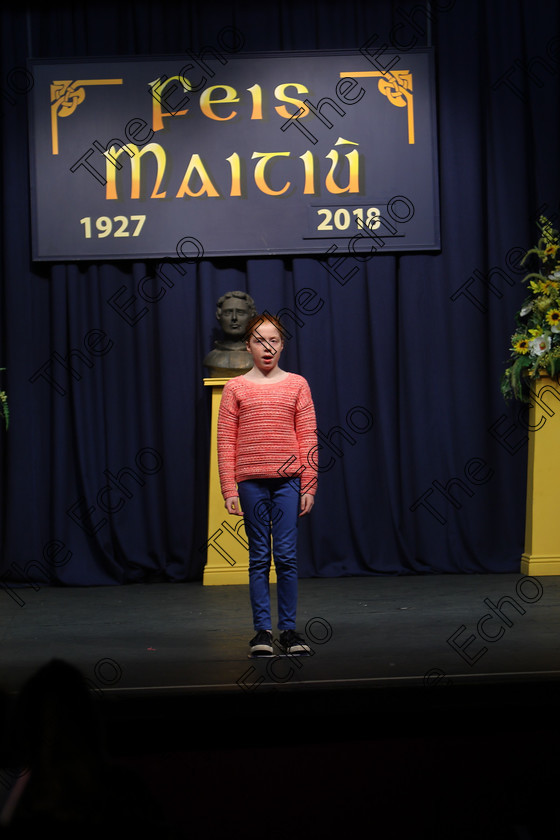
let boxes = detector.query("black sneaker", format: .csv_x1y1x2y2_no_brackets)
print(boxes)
249,630,274,657
279,630,311,656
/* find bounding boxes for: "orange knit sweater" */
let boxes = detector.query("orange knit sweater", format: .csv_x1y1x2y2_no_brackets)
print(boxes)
217,373,318,499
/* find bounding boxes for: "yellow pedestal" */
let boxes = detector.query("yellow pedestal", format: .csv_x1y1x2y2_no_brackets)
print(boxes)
521,375,560,575
203,378,276,585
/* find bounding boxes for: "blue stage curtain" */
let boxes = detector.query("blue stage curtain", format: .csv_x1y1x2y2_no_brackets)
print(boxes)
1,0,558,585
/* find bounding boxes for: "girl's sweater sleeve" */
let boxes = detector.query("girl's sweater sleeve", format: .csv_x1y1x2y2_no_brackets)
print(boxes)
296,380,318,496
217,383,239,499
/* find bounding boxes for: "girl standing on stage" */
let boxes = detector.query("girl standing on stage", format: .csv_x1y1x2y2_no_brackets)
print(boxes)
217,313,318,657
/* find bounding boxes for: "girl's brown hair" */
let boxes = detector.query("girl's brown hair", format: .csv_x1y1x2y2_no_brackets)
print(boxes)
244,313,286,343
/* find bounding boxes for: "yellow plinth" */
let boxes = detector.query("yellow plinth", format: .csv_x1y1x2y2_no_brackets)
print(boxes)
203,378,276,585
521,375,560,575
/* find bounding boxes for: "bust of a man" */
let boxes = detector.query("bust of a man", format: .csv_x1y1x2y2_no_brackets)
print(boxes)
203,291,257,377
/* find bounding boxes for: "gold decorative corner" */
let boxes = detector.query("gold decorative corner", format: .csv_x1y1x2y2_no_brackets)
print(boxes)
50,78,124,155
340,70,415,144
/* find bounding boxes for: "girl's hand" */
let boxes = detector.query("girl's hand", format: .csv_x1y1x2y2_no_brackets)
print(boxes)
299,493,314,516
225,496,243,516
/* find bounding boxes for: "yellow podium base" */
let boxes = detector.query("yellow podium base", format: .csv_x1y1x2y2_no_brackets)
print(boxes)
522,374,560,576
203,377,276,586
521,554,560,576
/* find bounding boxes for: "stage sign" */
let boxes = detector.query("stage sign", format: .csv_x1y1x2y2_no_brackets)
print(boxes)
28,48,439,260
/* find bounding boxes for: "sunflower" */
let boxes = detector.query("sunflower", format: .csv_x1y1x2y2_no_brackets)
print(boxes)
529,279,559,295
512,337,529,354
546,308,560,328
544,244,559,258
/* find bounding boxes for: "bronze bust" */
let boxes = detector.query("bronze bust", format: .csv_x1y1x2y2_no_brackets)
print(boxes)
203,291,256,377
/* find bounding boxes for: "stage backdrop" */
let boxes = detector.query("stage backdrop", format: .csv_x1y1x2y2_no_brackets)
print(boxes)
1,0,559,589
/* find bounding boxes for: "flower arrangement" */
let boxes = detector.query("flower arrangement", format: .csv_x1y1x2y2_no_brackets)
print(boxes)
0,368,8,430
501,216,560,402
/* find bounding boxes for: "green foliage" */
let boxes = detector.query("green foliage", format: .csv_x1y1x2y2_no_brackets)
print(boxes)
0,369,7,430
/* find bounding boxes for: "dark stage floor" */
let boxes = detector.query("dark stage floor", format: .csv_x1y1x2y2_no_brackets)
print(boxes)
2,573,559,696
2,573,560,725
2,574,560,839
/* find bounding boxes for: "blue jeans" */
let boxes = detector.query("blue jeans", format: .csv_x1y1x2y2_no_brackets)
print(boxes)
238,478,300,631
